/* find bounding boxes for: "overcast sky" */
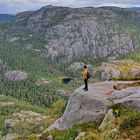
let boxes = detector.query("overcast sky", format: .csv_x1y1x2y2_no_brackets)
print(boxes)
0,0,140,14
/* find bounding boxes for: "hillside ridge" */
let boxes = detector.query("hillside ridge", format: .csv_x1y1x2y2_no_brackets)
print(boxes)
13,6,140,62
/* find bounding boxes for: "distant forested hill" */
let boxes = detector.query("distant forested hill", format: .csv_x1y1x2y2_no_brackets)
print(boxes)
0,14,15,22
129,7,140,13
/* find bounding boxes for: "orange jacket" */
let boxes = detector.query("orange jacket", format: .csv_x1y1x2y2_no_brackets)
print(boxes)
83,68,88,79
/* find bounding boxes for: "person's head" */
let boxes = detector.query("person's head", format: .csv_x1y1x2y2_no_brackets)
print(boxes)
84,65,87,69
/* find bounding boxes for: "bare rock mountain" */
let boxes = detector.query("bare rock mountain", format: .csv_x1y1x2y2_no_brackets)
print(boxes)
14,6,140,62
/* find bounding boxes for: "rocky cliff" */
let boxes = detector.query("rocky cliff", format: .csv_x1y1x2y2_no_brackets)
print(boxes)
14,6,140,62
46,81,140,131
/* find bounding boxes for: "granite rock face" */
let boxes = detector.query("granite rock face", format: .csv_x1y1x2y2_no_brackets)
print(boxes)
14,6,140,62
47,81,114,131
47,81,140,131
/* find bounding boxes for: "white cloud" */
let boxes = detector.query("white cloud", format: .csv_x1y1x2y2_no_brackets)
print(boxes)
0,0,140,7
0,0,140,14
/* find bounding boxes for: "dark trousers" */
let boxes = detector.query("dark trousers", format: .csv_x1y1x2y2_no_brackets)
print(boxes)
84,79,88,90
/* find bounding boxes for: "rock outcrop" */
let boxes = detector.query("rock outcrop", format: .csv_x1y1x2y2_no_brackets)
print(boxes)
99,109,115,130
14,6,140,62
4,71,28,81
95,60,140,80
0,59,6,68
5,111,48,129
0,102,14,107
36,78,52,86
1,133,18,140
47,81,140,131
75,132,86,140
110,87,140,111
70,62,84,70
8,37,20,43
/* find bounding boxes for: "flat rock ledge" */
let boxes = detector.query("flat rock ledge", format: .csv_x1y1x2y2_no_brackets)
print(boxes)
47,81,140,131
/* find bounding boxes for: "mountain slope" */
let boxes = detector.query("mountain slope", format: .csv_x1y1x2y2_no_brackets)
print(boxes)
14,6,140,62
1,6,140,139
0,23,78,138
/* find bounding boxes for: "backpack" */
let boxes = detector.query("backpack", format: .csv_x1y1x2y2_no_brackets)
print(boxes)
87,69,93,79
87,72,90,79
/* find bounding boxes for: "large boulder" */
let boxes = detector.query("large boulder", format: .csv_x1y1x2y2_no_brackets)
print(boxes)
47,81,140,131
111,87,140,111
8,37,20,43
4,71,28,81
100,67,121,81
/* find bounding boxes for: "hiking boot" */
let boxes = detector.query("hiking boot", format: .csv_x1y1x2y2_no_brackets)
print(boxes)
84,89,88,91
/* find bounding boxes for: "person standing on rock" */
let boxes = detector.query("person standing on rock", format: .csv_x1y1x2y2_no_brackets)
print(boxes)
83,65,89,91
